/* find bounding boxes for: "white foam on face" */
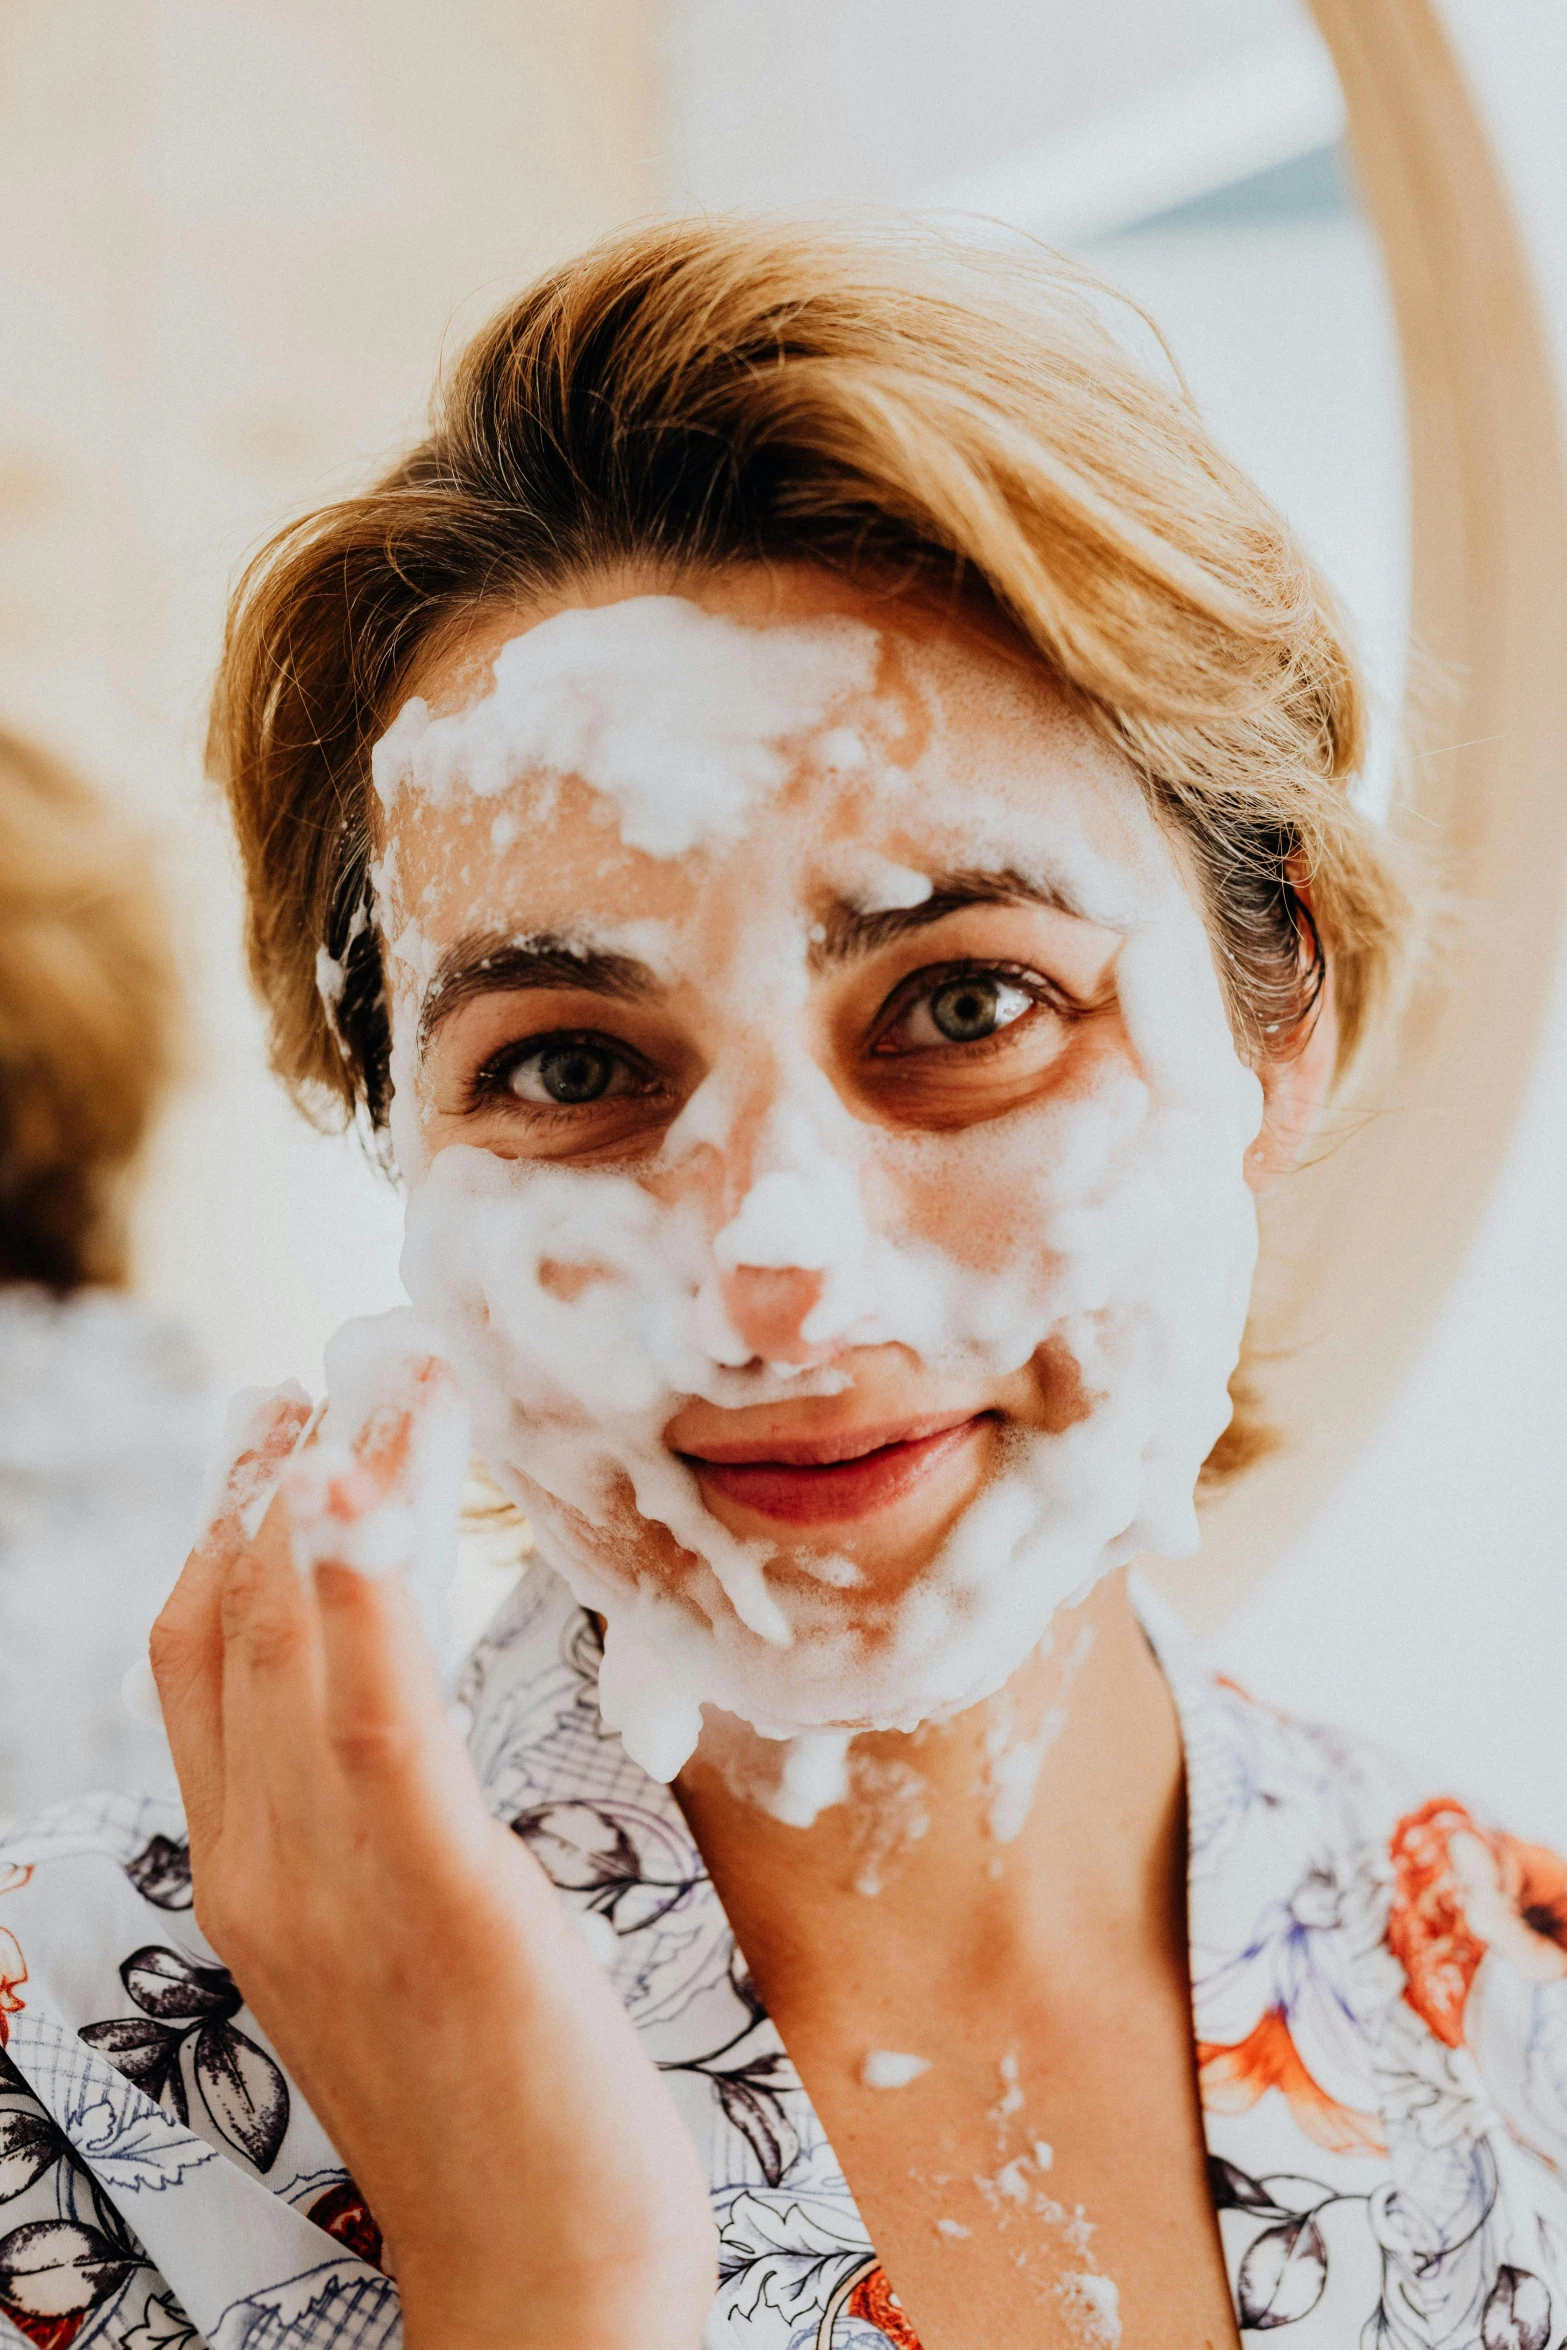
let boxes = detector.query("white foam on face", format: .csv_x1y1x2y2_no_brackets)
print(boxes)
992,2051,1025,2121
375,593,1263,1795
371,597,878,857
852,856,933,911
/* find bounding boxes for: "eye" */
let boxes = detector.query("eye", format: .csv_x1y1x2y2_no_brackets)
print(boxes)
513,1042,616,1103
895,970,1039,1050
926,974,1030,1043
480,1032,651,1108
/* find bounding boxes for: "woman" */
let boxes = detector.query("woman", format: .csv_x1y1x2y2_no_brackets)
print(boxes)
2,221,1563,2350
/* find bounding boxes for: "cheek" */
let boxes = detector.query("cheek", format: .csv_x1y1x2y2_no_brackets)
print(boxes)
866,1118,1058,1287
517,1467,697,1595
1027,1332,1098,1435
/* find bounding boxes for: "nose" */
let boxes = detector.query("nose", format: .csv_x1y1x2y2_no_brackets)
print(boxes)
667,1047,871,1370
719,1266,831,1367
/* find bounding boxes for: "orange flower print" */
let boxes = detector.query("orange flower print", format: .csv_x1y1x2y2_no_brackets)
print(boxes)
842,2264,924,2349
0,1865,34,2046
1197,2007,1387,2156
0,1924,26,2046
1388,1797,1567,2049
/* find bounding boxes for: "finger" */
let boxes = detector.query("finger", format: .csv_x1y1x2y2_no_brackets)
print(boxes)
153,1386,314,1856
313,1560,473,1845
214,1476,332,1839
303,1350,468,1658
211,1387,423,1842
314,1367,479,1847
215,1352,468,1864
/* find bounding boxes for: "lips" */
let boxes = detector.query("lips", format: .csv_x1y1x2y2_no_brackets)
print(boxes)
679,1411,989,1526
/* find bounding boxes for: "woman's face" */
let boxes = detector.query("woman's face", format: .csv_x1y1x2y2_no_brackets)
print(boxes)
372,567,1266,1787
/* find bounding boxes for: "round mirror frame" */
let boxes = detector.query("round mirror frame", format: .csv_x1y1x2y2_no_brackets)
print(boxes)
1161,0,1567,1631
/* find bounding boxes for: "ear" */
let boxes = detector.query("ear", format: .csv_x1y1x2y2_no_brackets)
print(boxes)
1244,907,1340,1196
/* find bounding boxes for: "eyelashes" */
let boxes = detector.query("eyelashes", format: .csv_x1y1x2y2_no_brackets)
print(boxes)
468,1030,664,1114
868,958,1083,1057
459,958,1095,1122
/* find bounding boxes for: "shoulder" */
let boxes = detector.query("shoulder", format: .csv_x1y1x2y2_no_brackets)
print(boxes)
1175,1648,1567,2096
1166,1643,1567,2328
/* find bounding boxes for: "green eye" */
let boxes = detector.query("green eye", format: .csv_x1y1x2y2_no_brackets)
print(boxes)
512,1042,617,1103
929,975,1008,1042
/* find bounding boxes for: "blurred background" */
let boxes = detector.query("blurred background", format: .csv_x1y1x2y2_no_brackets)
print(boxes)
1,0,1563,1833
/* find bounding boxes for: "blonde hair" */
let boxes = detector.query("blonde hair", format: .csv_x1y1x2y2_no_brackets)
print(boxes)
209,216,1414,1480
0,729,178,1291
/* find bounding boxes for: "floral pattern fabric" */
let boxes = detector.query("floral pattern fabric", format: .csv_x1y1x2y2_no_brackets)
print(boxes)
1,1568,1565,2349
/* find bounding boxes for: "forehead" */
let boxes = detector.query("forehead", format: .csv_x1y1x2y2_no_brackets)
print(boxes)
374,569,1171,947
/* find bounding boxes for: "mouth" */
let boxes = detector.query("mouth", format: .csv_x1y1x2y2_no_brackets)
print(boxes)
678,1410,993,1526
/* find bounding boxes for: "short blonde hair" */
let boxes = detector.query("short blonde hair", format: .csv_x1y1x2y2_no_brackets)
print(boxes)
210,216,1415,1479
0,729,178,1290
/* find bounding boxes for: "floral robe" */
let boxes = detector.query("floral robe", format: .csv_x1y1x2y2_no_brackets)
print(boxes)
1,1568,1565,2350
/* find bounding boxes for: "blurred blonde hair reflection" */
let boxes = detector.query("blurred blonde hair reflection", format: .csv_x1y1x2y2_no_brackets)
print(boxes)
0,726,178,1292
0,729,212,1825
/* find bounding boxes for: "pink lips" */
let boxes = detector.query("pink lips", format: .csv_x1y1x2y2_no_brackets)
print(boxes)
680,1412,989,1526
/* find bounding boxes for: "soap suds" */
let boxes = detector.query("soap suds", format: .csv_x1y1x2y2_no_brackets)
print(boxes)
861,2049,931,2089
850,856,933,911
982,1616,1097,1844
963,2042,1118,2341
280,1313,472,1676
313,898,367,1061
372,593,1262,1800
847,1754,930,1896
1060,2271,1122,2346
991,2051,1025,2122
371,597,879,857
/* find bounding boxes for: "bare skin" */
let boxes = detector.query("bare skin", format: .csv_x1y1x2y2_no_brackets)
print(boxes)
680,1574,1236,2348
153,564,1337,2349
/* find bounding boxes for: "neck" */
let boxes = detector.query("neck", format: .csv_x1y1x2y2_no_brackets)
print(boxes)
675,1569,1188,2006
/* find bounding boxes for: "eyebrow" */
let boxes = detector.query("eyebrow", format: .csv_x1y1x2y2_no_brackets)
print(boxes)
418,932,657,1058
418,868,1096,1056
808,866,1092,972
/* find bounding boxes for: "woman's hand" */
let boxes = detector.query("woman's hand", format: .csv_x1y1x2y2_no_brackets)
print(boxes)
149,1355,717,2350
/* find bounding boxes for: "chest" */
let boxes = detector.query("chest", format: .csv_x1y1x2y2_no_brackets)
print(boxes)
765,1941,1241,2350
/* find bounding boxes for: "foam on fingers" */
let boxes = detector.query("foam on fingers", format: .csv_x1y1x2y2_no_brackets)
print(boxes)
279,1313,474,1678
199,1380,315,1547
